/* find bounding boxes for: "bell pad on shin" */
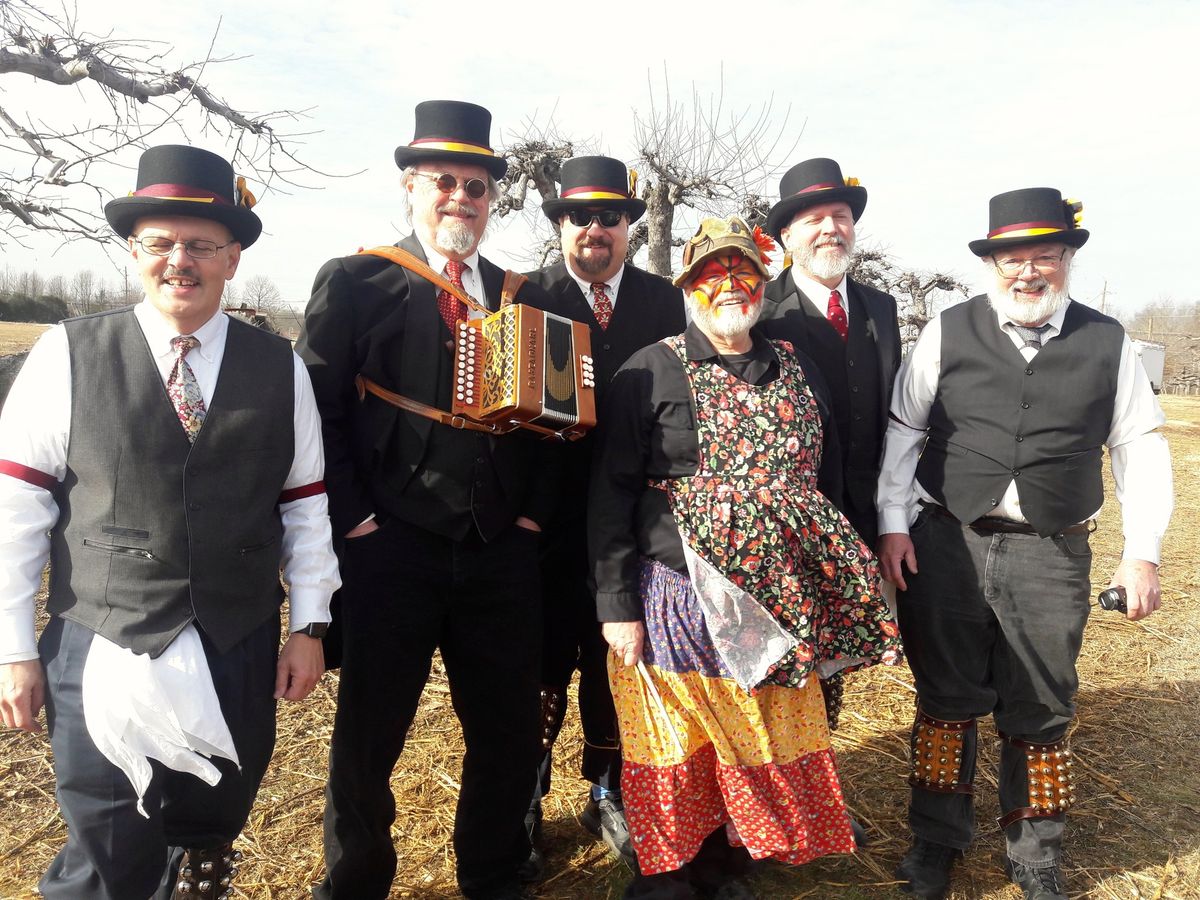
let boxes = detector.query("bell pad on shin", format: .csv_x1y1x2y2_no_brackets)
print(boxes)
539,686,568,751
172,843,242,900
820,671,846,731
909,710,975,794
998,734,1076,828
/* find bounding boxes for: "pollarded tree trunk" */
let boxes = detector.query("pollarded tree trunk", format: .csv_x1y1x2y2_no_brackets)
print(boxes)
644,180,675,278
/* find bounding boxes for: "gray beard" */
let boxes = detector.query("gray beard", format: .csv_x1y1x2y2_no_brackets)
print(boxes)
785,235,854,281
688,295,763,340
435,220,479,257
987,278,1071,325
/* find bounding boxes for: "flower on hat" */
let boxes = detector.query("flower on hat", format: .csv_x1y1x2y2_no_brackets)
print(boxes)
628,169,638,198
844,176,860,187
1065,198,1083,228
235,176,257,210
751,226,776,267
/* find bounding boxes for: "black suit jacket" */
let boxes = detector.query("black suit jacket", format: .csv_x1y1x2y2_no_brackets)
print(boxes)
299,234,558,538
525,262,686,541
758,270,901,536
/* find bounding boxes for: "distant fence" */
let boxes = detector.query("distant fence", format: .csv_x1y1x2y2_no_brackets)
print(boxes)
1161,383,1200,396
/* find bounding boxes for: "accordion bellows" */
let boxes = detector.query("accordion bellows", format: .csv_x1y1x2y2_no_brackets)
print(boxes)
453,304,597,440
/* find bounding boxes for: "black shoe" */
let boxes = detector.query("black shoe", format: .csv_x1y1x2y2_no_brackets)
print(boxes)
1004,858,1068,899
517,801,544,883
580,794,635,867
849,816,869,848
895,838,961,899
709,878,756,900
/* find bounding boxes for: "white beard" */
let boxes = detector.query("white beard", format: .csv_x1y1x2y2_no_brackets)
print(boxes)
785,231,855,281
987,276,1071,325
688,293,763,340
435,219,479,257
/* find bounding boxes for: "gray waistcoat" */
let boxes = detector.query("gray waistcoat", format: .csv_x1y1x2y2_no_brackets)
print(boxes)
915,296,1123,536
48,308,295,657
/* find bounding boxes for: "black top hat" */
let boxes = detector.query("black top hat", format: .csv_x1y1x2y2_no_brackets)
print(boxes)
968,187,1089,257
539,156,646,223
764,158,868,241
104,145,262,247
393,100,507,180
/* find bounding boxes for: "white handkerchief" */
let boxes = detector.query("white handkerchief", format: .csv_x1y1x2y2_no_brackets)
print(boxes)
82,624,240,817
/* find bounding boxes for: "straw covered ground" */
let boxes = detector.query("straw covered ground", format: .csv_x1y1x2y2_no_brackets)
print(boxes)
1,386,1197,898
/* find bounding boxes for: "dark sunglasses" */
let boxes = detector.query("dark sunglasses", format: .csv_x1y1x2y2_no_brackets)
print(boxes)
565,209,625,228
414,171,488,200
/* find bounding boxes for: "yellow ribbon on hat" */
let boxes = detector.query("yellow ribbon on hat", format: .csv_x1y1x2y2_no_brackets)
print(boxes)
1065,198,1083,227
629,169,638,197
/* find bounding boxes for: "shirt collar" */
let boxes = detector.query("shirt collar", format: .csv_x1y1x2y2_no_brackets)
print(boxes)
566,261,625,301
791,268,848,307
135,299,227,362
995,298,1072,341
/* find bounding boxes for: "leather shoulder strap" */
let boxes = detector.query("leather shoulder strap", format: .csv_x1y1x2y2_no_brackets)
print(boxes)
361,246,490,316
500,270,528,309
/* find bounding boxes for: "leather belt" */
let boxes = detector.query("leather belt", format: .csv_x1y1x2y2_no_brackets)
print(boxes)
923,503,1093,536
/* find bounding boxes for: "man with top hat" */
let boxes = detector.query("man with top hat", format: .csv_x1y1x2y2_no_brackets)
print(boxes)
522,155,685,871
876,187,1172,899
0,144,340,900
298,100,557,900
759,157,900,550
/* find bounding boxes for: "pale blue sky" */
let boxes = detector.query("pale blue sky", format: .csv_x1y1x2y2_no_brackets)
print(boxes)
5,0,1197,318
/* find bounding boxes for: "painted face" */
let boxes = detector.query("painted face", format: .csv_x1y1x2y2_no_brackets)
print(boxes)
130,215,240,333
688,253,765,313
407,161,491,257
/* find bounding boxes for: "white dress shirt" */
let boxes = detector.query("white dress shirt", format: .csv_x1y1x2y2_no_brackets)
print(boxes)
875,299,1173,564
790,269,850,324
0,301,341,663
566,262,626,316
416,236,487,309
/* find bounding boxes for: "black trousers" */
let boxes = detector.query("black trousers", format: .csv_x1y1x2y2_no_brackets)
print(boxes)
897,508,1091,866
316,518,542,900
38,614,279,900
538,527,621,796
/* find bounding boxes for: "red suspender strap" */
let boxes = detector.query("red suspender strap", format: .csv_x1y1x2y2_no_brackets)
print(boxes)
0,460,57,491
278,480,326,504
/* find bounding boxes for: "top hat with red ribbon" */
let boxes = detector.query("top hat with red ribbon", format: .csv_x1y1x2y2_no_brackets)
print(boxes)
104,145,262,247
539,156,646,222
393,100,508,180
764,157,868,241
968,187,1088,257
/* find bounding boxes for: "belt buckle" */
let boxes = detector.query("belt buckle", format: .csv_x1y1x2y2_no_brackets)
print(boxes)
449,415,468,429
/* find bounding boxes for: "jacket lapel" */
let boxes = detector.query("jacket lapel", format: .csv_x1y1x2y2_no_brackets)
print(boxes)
398,234,439,443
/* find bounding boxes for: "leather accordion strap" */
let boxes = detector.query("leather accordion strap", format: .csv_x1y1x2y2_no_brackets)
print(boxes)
360,245,492,317
355,374,505,435
997,732,1076,828
500,269,527,308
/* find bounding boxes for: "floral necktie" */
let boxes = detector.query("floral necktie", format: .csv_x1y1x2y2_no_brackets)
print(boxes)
592,283,613,330
168,336,206,442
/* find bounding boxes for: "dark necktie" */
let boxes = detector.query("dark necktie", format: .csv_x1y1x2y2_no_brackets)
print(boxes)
167,336,206,443
438,260,468,332
592,283,613,330
1012,323,1053,349
827,289,848,342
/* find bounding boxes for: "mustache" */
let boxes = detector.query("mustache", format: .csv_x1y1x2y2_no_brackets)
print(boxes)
162,266,199,281
813,236,846,249
1011,276,1049,293
438,201,478,218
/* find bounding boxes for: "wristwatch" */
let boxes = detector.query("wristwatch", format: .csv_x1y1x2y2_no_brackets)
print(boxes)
294,622,329,639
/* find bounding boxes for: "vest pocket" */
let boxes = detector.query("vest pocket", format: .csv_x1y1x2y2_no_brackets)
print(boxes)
240,536,278,555
82,539,154,560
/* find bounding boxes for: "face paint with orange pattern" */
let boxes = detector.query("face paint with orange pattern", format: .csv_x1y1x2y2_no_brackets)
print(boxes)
689,253,765,316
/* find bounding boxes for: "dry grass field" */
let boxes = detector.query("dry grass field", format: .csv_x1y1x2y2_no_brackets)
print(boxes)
0,314,1196,899
0,323,48,356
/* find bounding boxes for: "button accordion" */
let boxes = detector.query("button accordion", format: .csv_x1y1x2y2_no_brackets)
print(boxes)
452,304,597,440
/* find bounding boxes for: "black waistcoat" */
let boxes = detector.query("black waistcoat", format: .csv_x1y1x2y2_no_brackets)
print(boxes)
916,296,1123,535
49,309,295,657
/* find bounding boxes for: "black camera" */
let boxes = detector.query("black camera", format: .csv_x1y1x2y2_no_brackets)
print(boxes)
1096,586,1127,614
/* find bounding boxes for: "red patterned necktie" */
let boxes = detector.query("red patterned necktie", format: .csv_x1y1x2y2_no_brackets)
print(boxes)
167,336,206,442
827,289,848,342
438,260,468,331
592,282,613,330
